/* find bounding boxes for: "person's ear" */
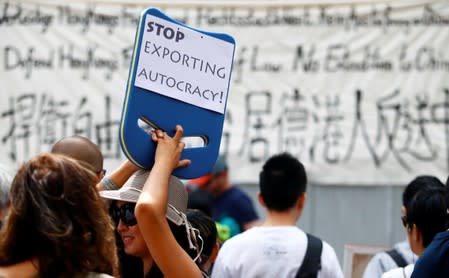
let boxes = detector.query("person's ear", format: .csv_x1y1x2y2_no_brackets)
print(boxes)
401,206,406,216
297,192,307,210
210,240,220,263
411,224,423,244
95,172,103,183
257,192,267,208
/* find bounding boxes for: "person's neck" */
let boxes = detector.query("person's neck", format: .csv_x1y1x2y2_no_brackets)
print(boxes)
263,209,300,227
214,181,232,197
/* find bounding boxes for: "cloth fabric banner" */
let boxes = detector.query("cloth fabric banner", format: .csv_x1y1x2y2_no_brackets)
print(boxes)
1,0,448,185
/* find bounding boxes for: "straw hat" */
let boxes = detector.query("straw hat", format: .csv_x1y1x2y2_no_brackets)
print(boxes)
100,169,187,226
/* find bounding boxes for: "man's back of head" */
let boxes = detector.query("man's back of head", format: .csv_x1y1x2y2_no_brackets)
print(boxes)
211,153,344,278
409,176,449,278
402,175,447,252
51,136,103,175
259,152,307,211
402,175,444,209
405,186,448,250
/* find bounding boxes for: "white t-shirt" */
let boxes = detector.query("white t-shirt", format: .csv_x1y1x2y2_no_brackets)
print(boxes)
381,264,414,278
211,226,343,278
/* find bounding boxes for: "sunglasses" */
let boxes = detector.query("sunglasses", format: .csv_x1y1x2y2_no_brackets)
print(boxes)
401,215,410,228
111,203,137,226
98,169,106,177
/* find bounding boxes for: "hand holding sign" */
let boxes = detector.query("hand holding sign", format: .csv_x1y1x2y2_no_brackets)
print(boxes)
119,8,235,179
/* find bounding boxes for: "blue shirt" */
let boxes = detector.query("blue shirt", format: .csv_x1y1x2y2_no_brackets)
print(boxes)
212,186,259,233
411,230,449,278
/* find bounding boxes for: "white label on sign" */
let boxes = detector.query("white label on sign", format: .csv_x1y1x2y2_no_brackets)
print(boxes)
134,14,235,114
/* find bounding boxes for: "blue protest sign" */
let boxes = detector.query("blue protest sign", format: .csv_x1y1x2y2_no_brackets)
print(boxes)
120,8,235,178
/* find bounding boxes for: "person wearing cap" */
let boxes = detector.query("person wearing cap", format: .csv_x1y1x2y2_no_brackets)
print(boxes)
188,155,260,235
101,125,212,278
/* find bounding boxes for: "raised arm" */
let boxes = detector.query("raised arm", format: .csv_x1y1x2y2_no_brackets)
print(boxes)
135,125,202,278
96,160,140,191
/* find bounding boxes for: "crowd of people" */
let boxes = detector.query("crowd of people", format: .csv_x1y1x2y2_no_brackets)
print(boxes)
0,124,447,278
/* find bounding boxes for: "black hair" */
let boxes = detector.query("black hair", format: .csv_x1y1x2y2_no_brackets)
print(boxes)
109,201,199,278
402,175,444,208
108,201,143,278
187,209,217,268
259,153,307,212
405,186,449,247
146,220,202,278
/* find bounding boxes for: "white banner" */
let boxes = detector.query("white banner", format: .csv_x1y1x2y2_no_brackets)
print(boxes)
1,1,448,185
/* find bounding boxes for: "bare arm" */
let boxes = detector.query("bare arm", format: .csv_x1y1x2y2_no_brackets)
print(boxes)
135,126,202,278
96,160,140,191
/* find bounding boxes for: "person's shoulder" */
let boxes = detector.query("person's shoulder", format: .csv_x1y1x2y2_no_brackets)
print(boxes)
227,185,246,195
381,264,414,278
320,239,343,270
434,229,449,241
220,227,264,247
226,185,253,201
417,230,449,259
320,238,336,251
222,228,253,243
381,267,405,278
0,260,38,278
367,250,395,264
413,231,449,275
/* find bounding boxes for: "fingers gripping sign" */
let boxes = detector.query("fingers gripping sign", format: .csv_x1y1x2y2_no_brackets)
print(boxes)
119,8,235,178
152,126,191,170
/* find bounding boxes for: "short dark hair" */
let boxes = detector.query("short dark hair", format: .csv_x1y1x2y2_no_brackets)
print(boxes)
259,153,307,212
405,187,449,247
402,175,444,208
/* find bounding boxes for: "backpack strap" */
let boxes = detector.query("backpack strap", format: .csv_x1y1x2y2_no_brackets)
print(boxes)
386,248,408,268
295,233,323,278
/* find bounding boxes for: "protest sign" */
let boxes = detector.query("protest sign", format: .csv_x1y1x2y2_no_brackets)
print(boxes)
120,8,235,178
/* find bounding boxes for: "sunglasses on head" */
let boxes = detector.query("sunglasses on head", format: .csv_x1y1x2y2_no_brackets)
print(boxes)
111,203,137,226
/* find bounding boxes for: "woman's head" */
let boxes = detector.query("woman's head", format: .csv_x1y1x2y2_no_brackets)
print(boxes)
113,200,151,259
103,170,213,274
110,200,198,278
0,153,118,277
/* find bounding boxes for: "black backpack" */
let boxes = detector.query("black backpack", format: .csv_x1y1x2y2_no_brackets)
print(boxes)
295,233,323,278
386,248,408,268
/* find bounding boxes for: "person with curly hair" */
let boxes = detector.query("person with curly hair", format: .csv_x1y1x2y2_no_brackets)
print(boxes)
0,153,119,278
